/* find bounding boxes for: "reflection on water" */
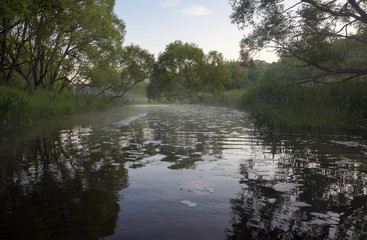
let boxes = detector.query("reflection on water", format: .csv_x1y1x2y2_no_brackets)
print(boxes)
0,105,366,239
225,135,367,240
0,126,128,239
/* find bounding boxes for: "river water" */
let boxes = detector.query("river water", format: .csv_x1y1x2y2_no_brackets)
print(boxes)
0,104,366,240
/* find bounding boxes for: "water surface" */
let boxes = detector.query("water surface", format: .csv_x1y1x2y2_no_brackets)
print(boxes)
0,105,366,239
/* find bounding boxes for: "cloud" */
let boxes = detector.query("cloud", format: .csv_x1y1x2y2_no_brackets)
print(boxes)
182,5,212,16
160,0,180,7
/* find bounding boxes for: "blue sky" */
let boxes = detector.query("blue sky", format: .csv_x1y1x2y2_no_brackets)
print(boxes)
114,0,278,62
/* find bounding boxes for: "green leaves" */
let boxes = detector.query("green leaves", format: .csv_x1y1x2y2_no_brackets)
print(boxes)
230,0,367,82
1,0,126,92
204,51,231,94
148,41,231,101
111,44,155,98
153,41,205,100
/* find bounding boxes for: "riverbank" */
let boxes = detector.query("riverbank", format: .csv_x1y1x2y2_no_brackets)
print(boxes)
0,86,117,127
202,79,367,133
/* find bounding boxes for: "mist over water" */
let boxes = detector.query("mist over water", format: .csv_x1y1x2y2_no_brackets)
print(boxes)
1,105,366,239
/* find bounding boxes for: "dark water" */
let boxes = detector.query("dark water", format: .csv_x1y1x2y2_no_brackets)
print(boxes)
0,105,366,240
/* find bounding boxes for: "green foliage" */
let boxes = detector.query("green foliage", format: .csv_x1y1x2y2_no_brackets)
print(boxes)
203,51,231,94
226,61,248,89
0,86,29,123
240,79,367,132
230,0,367,82
201,89,246,108
1,0,125,92
0,86,111,126
114,44,155,98
203,56,367,132
149,41,205,101
147,41,231,102
258,57,321,84
86,44,154,99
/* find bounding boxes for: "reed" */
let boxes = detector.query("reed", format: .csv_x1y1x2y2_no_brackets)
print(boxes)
0,86,112,126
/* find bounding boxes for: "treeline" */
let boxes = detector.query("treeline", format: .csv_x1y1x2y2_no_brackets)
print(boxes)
2,0,366,132
147,41,247,102
0,0,155,123
146,0,367,132
225,0,367,132
238,59,367,132
146,41,367,132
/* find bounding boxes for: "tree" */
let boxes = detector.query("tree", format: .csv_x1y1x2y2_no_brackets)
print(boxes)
203,51,231,93
0,0,126,92
259,57,320,84
229,0,367,83
226,60,248,90
148,41,206,101
147,41,231,101
111,44,155,99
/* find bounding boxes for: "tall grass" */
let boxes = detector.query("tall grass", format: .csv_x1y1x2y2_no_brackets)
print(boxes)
200,89,246,108
240,79,367,132
201,79,367,132
0,87,29,124
0,86,112,126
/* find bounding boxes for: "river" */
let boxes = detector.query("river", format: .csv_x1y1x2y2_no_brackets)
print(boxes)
0,104,366,240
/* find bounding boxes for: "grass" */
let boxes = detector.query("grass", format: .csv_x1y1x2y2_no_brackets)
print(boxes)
200,79,367,133
0,86,29,124
200,89,246,108
242,80,367,132
0,86,113,126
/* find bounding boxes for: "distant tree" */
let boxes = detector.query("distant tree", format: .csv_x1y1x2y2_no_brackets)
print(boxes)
226,61,248,90
203,51,231,93
87,44,154,99
229,0,367,83
247,64,264,83
112,44,155,99
148,41,205,101
147,41,232,101
260,58,319,84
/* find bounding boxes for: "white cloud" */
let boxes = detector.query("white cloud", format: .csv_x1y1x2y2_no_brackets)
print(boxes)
160,0,180,7
182,5,212,16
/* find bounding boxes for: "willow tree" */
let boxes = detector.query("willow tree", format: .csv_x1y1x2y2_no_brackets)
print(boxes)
203,51,231,94
0,0,125,92
148,41,231,101
230,0,367,83
153,41,206,100
91,44,154,98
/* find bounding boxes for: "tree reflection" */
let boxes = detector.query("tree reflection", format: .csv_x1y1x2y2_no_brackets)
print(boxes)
119,109,246,170
0,127,128,240
225,140,367,239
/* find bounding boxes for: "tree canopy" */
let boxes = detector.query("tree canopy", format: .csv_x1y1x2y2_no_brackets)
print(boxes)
111,44,155,98
230,0,367,83
147,41,231,101
0,0,126,92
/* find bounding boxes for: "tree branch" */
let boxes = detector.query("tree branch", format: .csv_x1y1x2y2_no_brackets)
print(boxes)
301,0,366,23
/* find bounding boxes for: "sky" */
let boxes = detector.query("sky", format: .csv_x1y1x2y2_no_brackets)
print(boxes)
114,0,278,62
